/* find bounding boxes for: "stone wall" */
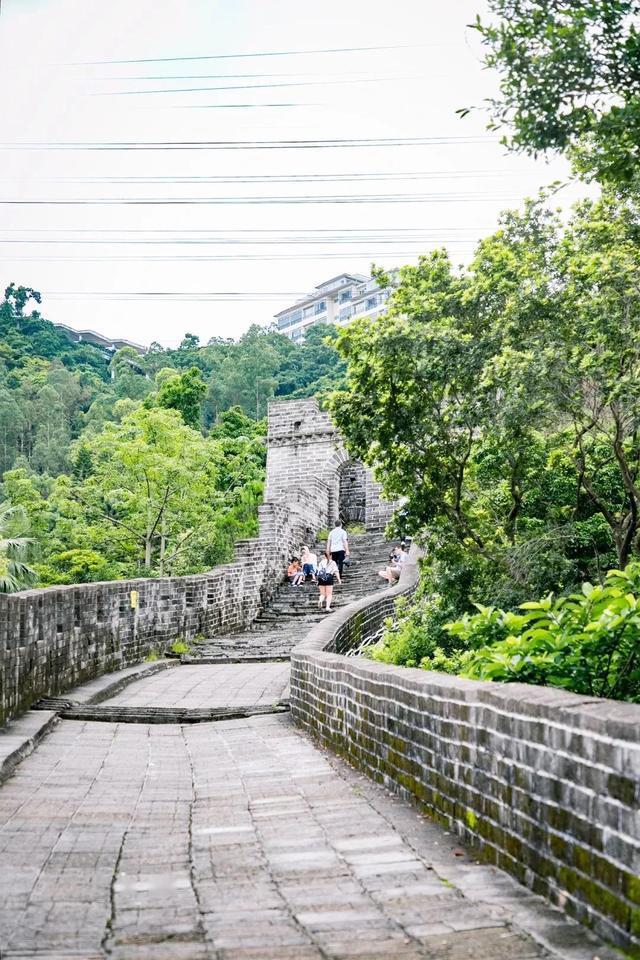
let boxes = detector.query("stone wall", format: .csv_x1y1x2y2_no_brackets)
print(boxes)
337,461,367,525
290,561,640,953
0,494,319,725
1,398,394,726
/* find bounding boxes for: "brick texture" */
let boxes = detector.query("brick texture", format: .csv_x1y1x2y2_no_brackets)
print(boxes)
290,553,640,953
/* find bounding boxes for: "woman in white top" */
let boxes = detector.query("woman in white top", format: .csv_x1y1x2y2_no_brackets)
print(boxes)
378,544,409,584
316,551,341,611
300,545,318,583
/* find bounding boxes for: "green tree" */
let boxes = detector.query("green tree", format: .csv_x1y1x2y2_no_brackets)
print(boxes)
275,323,346,398
72,442,94,479
0,501,36,592
38,548,118,585
109,347,151,400
470,0,640,184
72,407,223,575
210,405,266,440
156,366,207,430
216,325,279,419
332,192,640,620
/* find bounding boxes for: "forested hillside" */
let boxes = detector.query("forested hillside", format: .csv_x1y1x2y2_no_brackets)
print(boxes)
0,283,345,588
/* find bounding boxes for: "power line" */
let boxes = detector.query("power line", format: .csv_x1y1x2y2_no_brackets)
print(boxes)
0,170,530,184
107,71,397,80
0,248,476,262
0,236,484,245
0,231,490,246
0,226,486,233
81,43,435,66
0,136,497,151
43,292,310,301
98,76,416,96
0,192,521,206
168,103,307,109
0,238,476,245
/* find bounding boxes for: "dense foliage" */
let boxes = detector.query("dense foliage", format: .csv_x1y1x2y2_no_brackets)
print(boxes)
0,501,36,592
333,189,640,700
470,1,640,185
0,285,345,589
375,567,640,703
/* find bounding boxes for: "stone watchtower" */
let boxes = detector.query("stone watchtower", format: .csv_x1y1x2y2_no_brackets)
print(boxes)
265,398,396,532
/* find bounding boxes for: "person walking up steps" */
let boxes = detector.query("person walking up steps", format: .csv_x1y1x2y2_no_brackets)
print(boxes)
317,551,341,611
327,519,349,578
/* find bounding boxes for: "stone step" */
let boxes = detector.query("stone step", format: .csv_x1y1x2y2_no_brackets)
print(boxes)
186,529,395,663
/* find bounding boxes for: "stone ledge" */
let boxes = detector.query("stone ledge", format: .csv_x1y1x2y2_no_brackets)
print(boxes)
0,710,58,786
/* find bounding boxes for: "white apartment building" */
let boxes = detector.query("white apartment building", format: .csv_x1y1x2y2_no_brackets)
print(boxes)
274,272,392,342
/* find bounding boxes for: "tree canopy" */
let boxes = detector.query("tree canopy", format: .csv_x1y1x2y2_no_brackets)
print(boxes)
471,0,640,184
332,190,640,620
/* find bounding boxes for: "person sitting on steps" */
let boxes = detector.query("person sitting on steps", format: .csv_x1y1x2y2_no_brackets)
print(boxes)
327,519,349,578
300,545,317,584
378,543,409,584
287,557,303,585
316,551,341,611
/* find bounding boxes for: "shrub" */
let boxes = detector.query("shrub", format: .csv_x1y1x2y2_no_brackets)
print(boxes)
439,564,640,702
170,639,191,656
371,594,457,668
37,548,119,585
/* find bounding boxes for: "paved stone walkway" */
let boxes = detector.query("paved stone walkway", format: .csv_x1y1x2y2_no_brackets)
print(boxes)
0,536,614,959
0,710,608,960
104,663,290,710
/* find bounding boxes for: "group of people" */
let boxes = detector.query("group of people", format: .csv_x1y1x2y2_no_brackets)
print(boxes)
286,520,410,613
286,521,350,612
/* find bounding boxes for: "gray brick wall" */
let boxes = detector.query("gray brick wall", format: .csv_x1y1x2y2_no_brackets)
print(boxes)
290,555,640,952
0,496,318,725
266,398,398,530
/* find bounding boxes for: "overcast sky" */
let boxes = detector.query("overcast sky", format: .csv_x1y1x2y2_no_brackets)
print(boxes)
0,0,586,347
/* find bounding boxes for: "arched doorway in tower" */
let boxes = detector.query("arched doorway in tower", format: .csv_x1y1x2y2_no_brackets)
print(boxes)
338,460,367,525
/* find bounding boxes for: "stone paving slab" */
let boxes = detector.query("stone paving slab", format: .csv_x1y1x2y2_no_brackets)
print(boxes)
65,658,179,704
103,662,290,709
0,712,615,960
59,702,290,724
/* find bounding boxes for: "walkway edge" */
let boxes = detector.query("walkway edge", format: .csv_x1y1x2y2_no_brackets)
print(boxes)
67,657,179,705
0,710,59,786
0,659,179,783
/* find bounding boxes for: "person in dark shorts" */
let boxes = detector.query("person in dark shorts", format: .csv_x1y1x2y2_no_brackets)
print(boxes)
326,520,349,577
316,551,341,611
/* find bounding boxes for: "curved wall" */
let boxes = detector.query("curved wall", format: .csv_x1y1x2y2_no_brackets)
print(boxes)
290,558,640,953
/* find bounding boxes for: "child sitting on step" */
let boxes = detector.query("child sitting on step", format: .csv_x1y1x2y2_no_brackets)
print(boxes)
287,557,304,586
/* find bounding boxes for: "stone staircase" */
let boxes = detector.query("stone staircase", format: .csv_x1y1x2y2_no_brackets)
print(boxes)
184,530,393,662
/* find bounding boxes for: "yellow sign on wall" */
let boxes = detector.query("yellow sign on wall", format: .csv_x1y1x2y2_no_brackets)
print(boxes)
130,590,138,609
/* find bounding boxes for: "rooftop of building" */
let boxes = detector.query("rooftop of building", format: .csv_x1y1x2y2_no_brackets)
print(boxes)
274,273,372,318
55,323,148,355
